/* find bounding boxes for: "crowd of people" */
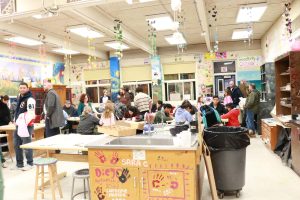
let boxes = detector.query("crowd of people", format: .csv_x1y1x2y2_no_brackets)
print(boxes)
0,79,260,170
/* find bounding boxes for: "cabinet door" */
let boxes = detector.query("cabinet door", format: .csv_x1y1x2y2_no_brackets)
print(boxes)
139,169,196,200
291,127,300,176
90,166,139,200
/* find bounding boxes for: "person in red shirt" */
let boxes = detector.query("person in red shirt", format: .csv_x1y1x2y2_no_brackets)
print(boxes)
221,103,240,127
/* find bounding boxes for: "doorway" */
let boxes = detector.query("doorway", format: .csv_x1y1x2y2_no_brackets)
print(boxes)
214,75,235,97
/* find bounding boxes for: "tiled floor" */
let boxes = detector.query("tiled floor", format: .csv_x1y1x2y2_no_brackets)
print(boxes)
2,137,300,200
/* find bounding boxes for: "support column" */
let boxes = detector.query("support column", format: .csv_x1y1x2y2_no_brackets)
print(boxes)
110,57,120,102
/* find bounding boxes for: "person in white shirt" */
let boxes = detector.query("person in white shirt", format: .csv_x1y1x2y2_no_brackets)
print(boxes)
100,89,111,104
134,86,151,117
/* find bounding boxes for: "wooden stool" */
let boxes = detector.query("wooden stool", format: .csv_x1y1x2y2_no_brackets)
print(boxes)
33,157,63,200
71,168,90,200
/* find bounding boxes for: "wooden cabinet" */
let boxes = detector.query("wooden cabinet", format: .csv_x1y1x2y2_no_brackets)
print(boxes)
30,85,70,122
291,124,300,176
261,119,280,151
88,149,200,200
275,51,300,116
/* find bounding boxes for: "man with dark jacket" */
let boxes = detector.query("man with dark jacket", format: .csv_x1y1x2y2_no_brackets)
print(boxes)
229,81,243,107
244,83,260,136
12,82,36,171
210,96,227,115
43,80,65,137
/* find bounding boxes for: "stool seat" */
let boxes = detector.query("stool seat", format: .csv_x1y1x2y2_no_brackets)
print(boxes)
73,168,89,178
33,157,58,166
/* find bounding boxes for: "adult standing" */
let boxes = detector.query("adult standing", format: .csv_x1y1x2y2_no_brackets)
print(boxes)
239,80,249,98
43,80,65,137
12,82,36,170
244,83,260,136
134,86,152,117
229,80,243,107
0,95,10,167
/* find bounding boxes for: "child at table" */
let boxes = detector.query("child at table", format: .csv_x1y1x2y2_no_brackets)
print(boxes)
77,106,100,135
100,101,116,127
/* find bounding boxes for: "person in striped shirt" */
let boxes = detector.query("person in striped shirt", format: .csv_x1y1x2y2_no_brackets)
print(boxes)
134,86,152,117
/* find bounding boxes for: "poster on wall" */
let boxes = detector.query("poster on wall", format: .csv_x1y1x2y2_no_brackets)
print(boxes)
151,55,163,103
53,62,65,84
237,56,263,91
0,54,49,96
110,57,120,102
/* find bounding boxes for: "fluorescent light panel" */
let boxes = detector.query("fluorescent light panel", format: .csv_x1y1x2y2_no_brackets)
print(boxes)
232,29,253,40
146,15,178,31
104,41,129,50
236,3,267,23
4,36,43,46
32,12,54,19
52,48,80,55
126,0,155,4
165,32,186,45
68,26,104,38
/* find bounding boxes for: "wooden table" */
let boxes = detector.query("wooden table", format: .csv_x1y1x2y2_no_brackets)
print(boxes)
0,123,45,156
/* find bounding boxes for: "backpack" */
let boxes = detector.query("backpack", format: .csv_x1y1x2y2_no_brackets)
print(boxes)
200,106,221,128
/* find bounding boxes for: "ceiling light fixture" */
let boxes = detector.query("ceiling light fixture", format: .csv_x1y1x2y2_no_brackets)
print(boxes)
104,41,129,50
236,3,267,23
126,0,155,4
232,29,253,40
52,48,80,55
4,36,43,46
165,32,186,45
67,25,104,38
32,12,55,19
146,14,178,31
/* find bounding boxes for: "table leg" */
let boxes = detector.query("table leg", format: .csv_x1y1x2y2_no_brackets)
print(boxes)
6,130,15,156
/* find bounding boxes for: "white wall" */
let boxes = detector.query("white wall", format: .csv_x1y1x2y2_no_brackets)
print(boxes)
261,0,300,62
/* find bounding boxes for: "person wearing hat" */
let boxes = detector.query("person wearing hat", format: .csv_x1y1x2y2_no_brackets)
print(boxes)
63,100,77,117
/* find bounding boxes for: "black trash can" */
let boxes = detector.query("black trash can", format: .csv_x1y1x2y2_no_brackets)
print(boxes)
204,126,250,198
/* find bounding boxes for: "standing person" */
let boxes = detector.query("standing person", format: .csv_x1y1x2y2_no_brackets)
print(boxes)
210,96,227,115
134,86,152,117
221,103,240,127
244,83,260,137
229,80,243,107
223,88,233,106
43,80,65,138
100,89,111,104
0,95,11,168
77,94,100,116
119,87,131,107
12,82,35,171
197,96,204,111
239,80,249,98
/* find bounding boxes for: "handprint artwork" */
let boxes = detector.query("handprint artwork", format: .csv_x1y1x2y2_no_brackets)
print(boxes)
117,168,131,183
95,151,106,163
110,152,119,164
152,174,165,188
95,186,106,200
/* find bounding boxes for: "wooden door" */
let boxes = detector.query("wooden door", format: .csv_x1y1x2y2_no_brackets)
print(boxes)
90,166,140,200
53,85,66,106
291,126,300,176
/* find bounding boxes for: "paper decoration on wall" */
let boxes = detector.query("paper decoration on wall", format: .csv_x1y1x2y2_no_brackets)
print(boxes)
283,2,292,36
216,52,227,59
204,52,216,60
238,56,262,70
53,62,65,84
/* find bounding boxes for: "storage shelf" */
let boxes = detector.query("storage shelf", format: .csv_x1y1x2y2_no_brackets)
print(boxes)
280,72,290,76
280,103,292,108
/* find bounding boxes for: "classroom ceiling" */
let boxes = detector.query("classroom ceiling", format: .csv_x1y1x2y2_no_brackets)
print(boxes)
0,0,291,57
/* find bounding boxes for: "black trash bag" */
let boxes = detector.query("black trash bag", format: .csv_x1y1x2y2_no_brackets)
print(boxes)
204,126,250,151
274,128,291,164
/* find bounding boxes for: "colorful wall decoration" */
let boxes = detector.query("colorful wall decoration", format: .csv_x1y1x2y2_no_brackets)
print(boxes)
110,57,121,102
0,54,51,96
53,62,65,84
151,55,163,103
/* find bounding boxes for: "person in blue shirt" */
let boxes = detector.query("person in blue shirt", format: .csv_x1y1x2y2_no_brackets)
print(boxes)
175,100,193,125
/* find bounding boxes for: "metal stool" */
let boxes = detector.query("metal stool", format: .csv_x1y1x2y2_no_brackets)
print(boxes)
33,157,63,200
71,168,90,200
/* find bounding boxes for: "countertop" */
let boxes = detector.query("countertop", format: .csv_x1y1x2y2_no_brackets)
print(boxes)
85,127,199,151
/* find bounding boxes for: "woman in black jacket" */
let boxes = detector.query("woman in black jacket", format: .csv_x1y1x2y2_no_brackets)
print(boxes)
0,95,10,167
0,95,10,126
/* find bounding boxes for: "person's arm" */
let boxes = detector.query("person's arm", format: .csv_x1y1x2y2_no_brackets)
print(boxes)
185,111,193,122
77,103,83,115
90,103,100,114
46,92,56,117
221,111,232,119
